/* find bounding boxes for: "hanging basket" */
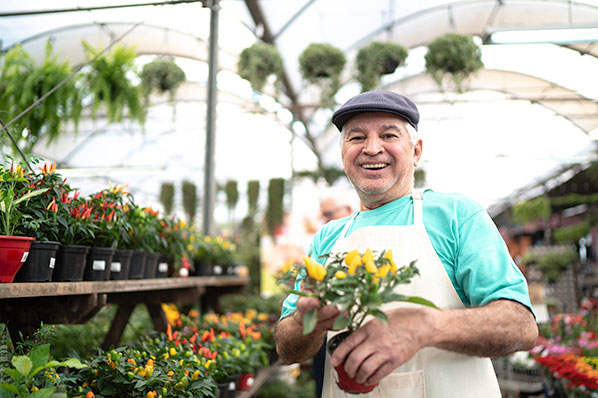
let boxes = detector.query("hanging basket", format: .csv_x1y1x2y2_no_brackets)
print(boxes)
141,57,186,99
299,43,346,105
356,41,408,92
237,42,283,93
424,33,483,92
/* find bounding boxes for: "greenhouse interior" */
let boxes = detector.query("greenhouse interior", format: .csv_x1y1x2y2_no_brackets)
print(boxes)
1,0,598,397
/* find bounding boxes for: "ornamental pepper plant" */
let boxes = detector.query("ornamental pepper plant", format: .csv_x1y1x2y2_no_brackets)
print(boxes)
281,249,437,335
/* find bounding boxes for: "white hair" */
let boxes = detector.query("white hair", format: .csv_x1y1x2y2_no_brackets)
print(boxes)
339,117,419,149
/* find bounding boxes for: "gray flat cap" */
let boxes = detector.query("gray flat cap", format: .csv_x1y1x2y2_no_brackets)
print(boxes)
332,90,419,131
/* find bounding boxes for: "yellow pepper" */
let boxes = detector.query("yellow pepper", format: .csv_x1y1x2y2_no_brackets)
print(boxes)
344,249,362,274
384,250,398,273
335,270,347,279
363,249,378,273
303,256,326,281
376,264,391,278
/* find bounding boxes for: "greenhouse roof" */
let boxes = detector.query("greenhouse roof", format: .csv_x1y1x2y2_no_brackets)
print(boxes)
1,0,598,222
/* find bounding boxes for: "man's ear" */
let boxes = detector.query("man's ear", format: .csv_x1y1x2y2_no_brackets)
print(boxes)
413,140,423,167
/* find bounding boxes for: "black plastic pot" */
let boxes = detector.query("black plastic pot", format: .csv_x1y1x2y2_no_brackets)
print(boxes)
191,260,212,276
110,249,133,280
143,252,160,279
128,250,147,279
14,241,61,282
83,247,115,281
52,245,89,282
156,254,170,278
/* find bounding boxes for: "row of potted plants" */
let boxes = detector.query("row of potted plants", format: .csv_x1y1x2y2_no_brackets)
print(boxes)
0,306,275,398
0,159,240,283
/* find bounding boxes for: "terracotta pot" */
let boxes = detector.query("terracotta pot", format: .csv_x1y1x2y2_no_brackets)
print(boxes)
328,331,379,394
0,235,34,283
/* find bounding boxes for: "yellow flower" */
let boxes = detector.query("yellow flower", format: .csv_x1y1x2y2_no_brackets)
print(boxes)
335,270,347,279
189,234,195,242
363,249,378,274
345,249,362,275
384,250,398,273
376,264,391,279
303,256,326,281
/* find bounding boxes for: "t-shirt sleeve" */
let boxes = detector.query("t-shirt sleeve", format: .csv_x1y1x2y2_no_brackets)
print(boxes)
455,206,534,314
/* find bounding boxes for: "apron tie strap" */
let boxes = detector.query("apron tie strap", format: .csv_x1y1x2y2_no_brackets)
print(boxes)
411,190,424,226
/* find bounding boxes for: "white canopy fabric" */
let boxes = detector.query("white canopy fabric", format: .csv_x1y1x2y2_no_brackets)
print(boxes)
1,0,598,218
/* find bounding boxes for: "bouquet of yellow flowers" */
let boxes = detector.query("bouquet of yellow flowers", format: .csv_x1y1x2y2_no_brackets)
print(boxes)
281,248,437,335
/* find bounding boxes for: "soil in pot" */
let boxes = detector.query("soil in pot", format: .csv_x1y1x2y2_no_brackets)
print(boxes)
128,250,147,279
328,331,379,394
143,252,160,279
0,235,35,283
52,245,89,282
14,241,60,282
110,249,133,280
83,247,115,281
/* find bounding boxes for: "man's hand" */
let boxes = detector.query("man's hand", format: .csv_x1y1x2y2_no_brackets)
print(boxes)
330,307,435,385
294,297,340,333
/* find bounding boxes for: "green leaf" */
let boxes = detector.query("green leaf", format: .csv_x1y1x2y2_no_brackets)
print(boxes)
302,309,317,335
0,382,19,394
369,309,388,323
332,315,350,330
14,188,48,206
403,296,438,308
11,356,32,378
28,344,51,375
30,387,55,398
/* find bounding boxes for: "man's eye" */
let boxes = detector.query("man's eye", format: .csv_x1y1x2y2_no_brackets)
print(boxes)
349,136,364,141
382,133,398,139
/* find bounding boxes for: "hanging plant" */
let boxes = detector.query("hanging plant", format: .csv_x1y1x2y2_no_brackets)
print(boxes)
247,180,260,216
237,42,283,93
82,41,145,124
0,40,82,152
522,249,578,283
424,33,483,92
224,180,239,219
552,220,590,244
266,178,285,236
182,180,198,225
356,41,408,92
159,182,175,216
512,196,552,225
140,57,186,101
299,43,346,106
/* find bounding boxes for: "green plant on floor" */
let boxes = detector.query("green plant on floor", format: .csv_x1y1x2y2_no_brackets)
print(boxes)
140,57,186,102
356,41,408,92
424,33,483,92
237,42,284,93
0,40,82,151
82,41,145,125
299,43,346,106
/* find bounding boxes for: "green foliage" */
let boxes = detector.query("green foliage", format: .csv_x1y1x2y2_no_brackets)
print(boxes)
356,41,408,92
140,57,186,101
424,33,483,92
553,221,591,244
522,250,578,283
513,196,552,225
159,182,175,216
82,41,145,125
256,373,315,398
224,180,239,213
265,178,285,236
247,180,260,215
0,40,82,152
414,168,426,189
237,42,283,93
299,43,346,106
219,293,282,319
181,180,198,225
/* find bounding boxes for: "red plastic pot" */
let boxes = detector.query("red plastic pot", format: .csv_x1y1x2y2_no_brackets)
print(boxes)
328,331,379,394
236,373,254,391
0,235,35,283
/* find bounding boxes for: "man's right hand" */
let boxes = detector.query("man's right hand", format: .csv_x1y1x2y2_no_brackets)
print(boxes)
294,297,340,333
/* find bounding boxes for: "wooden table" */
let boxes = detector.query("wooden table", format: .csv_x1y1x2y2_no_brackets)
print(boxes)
0,275,248,349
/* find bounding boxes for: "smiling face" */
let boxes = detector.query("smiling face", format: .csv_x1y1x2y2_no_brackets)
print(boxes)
341,112,422,210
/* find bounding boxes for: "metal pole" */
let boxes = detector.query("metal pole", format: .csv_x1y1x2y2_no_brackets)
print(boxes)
203,0,219,235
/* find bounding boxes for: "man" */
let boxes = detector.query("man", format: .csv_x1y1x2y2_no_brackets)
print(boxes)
319,189,355,224
275,90,538,397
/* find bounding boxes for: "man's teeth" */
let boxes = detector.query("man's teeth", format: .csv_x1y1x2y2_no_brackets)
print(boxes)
362,163,387,169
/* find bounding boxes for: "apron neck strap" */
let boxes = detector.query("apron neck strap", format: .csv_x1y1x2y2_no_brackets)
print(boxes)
411,189,424,226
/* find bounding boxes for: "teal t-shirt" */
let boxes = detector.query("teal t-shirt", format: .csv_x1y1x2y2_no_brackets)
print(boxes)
281,190,532,318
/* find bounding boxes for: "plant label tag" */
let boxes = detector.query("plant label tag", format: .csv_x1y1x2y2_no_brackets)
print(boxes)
93,260,106,271
111,262,121,272
213,265,223,275
49,257,55,269
21,252,29,263
159,262,168,272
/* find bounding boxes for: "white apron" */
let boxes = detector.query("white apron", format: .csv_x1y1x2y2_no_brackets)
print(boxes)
322,190,501,398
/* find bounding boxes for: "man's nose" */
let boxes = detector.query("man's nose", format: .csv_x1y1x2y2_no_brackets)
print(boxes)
363,136,384,155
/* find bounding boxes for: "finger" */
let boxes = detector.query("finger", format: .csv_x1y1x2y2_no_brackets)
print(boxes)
330,330,366,368
343,339,378,378
363,361,396,385
296,297,320,313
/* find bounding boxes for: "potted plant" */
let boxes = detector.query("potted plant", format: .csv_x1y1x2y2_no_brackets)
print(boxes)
282,249,436,393
0,162,48,283
237,42,284,93
299,43,346,106
140,57,186,102
424,33,484,92
356,41,408,92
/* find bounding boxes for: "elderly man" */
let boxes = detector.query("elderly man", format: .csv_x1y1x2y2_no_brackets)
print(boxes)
275,90,538,397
